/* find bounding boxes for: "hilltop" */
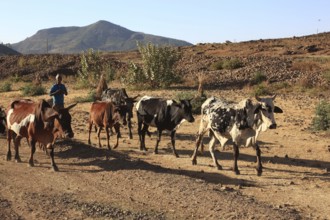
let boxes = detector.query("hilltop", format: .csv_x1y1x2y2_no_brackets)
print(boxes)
11,20,192,54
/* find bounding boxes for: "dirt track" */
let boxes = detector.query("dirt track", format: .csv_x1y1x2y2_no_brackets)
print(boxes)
0,88,329,219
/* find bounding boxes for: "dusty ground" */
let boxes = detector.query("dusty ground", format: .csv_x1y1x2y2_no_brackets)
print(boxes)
0,86,329,220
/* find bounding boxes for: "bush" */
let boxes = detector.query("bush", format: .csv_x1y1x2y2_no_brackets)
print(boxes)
312,101,330,131
253,83,271,96
222,58,243,70
175,91,207,114
21,84,46,96
0,82,12,92
252,71,267,85
210,61,224,70
123,42,181,89
73,90,96,103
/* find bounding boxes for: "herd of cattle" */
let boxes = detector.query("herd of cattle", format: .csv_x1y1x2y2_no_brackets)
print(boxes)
0,88,283,176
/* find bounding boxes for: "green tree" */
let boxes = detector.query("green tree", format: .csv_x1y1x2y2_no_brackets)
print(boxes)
123,42,181,89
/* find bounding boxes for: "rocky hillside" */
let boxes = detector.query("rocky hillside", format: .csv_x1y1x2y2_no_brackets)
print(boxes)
11,20,192,54
0,44,20,55
1,32,330,89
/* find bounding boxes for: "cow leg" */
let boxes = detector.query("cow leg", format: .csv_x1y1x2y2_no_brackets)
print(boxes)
128,118,133,139
154,129,163,154
6,130,14,161
192,129,208,165
140,124,149,151
233,143,240,175
97,127,102,148
170,130,179,158
113,124,120,149
105,127,111,150
137,117,145,151
28,139,36,167
48,143,58,171
13,135,22,163
209,135,222,170
88,121,93,145
255,143,263,176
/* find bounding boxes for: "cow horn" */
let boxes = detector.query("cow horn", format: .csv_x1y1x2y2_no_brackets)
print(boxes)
255,95,262,101
66,103,77,111
271,94,277,100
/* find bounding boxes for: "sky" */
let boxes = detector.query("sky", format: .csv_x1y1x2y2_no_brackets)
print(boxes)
1,0,329,45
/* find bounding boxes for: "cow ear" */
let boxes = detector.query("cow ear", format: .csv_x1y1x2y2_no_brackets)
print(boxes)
255,95,262,102
66,103,77,111
132,95,140,102
274,106,283,113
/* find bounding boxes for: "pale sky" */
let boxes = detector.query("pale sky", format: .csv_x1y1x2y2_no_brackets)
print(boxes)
1,0,329,45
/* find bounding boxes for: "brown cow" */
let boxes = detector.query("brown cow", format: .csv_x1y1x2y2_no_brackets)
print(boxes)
6,99,63,171
88,101,126,150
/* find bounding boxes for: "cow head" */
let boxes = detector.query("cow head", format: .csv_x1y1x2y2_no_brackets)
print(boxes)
56,103,77,138
0,107,6,134
255,95,283,131
176,99,195,123
35,99,60,132
124,95,139,120
113,104,128,126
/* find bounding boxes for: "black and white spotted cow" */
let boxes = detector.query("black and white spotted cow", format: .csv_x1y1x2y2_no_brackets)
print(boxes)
102,88,138,139
136,96,195,157
191,95,283,176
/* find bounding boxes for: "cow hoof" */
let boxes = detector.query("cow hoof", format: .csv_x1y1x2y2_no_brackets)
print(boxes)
234,169,240,175
52,165,59,172
28,163,34,167
192,159,197,165
216,165,223,170
153,151,158,155
15,158,22,163
6,156,11,161
174,154,179,158
256,169,263,176
113,145,118,149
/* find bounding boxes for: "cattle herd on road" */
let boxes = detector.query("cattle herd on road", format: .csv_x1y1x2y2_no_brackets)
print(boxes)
0,88,283,176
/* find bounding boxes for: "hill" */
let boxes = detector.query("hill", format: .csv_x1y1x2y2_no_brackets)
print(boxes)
11,20,192,54
0,44,20,55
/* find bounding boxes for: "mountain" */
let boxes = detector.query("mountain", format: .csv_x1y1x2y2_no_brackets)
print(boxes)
0,44,20,55
12,20,193,54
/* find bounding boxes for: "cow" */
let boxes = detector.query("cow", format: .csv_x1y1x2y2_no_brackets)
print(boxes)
0,106,6,134
6,99,64,171
136,96,195,157
102,88,139,139
88,101,127,150
191,95,283,176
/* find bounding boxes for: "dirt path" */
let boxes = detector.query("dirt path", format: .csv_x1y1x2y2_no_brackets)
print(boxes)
0,89,329,219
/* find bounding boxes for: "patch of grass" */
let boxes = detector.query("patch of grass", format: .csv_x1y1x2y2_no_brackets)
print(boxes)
210,61,224,70
252,83,271,96
210,58,243,70
0,82,12,92
252,71,267,85
20,84,46,96
322,70,330,83
73,90,96,103
312,101,330,131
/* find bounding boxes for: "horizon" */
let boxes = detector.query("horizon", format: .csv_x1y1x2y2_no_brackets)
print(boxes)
1,0,329,45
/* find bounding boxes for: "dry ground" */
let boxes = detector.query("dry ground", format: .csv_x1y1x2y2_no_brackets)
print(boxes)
0,85,329,219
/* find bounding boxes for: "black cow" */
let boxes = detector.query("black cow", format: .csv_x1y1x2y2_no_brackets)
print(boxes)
136,96,195,157
0,106,6,134
102,88,138,139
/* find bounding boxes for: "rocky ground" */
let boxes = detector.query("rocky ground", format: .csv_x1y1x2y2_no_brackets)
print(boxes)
0,87,329,219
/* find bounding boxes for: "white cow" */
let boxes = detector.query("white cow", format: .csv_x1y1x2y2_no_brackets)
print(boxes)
191,95,283,175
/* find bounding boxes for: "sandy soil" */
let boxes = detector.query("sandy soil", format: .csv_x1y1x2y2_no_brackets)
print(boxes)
0,87,329,220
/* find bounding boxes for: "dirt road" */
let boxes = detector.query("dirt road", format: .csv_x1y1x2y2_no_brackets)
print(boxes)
0,89,329,219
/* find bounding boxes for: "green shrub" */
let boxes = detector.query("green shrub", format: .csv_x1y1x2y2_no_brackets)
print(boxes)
253,83,271,96
73,90,96,103
123,42,181,89
0,82,12,92
21,84,46,96
252,71,267,85
322,70,330,83
210,61,224,70
222,58,243,70
312,101,330,131
175,91,207,114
